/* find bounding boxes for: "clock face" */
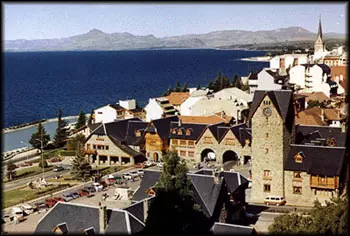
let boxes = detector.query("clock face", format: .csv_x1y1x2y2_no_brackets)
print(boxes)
263,107,272,117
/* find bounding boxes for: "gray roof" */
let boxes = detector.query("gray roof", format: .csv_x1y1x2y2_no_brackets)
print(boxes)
132,170,161,201
211,222,255,235
35,202,144,234
169,121,207,141
295,125,346,147
124,196,155,223
285,144,346,176
221,171,249,193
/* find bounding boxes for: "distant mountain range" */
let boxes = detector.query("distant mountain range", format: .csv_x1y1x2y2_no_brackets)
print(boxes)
4,27,346,52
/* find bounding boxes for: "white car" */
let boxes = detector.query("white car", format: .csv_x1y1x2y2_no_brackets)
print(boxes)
93,183,104,192
157,162,163,168
129,171,139,178
144,161,154,167
123,173,132,180
20,203,34,215
137,169,144,177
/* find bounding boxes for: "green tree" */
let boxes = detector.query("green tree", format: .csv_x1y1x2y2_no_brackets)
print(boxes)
222,75,231,89
144,151,211,234
38,159,49,169
6,160,17,181
207,81,215,91
182,82,189,92
269,197,348,235
75,110,86,130
175,81,182,92
213,71,222,92
196,84,201,90
232,74,239,87
71,143,91,181
29,122,50,149
307,100,325,108
87,109,94,125
234,75,242,89
54,108,68,148
66,134,86,151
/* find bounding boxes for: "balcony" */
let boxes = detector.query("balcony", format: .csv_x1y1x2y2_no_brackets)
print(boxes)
86,149,97,155
310,176,338,189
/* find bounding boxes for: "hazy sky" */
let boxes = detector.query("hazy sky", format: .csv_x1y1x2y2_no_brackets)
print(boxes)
4,3,348,40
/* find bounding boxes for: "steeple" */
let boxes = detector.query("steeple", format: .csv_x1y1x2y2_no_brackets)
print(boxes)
317,15,323,40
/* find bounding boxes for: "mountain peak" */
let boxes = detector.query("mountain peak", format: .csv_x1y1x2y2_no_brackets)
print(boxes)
88,29,105,34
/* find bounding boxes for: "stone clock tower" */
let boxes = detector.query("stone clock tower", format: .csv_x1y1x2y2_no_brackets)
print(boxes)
248,90,295,203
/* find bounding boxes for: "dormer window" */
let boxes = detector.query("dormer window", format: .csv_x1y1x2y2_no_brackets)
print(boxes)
172,128,177,134
328,138,336,147
177,129,183,135
186,129,192,136
294,152,304,163
135,129,141,137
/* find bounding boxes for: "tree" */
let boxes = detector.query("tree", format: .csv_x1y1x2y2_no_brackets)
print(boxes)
213,71,222,92
144,151,212,234
38,159,49,169
71,143,91,181
222,76,231,89
207,81,215,91
88,109,94,125
232,74,239,87
175,81,182,92
6,160,17,181
269,197,348,235
66,134,86,151
196,84,201,90
29,122,50,149
234,75,242,89
54,108,68,148
75,110,86,130
182,82,189,92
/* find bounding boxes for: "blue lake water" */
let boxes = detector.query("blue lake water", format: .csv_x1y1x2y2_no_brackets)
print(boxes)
3,49,269,151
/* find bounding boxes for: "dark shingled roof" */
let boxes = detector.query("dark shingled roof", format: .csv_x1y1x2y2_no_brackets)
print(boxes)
35,202,144,234
169,121,207,140
248,90,294,132
295,125,346,147
109,104,125,111
104,118,141,141
124,197,155,223
228,123,251,146
316,64,331,74
187,173,222,217
248,71,259,80
221,171,249,193
124,120,148,146
284,144,346,176
207,122,226,141
193,169,214,176
132,170,161,201
211,222,255,235
148,116,179,139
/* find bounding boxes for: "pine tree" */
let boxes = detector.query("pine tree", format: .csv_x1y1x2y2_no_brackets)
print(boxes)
222,76,231,89
6,160,17,181
29,122,50,149
213,71,222,92
54,108,68,148
232,74,239,87
66,134,86,151
88,109,94,125
75,110,86,130
182,82,189,92
144,151,211,234
71,143,91,181
196,84,201,90
175,81,182,92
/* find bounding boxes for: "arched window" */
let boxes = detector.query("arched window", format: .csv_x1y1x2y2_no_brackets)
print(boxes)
186,128,192,136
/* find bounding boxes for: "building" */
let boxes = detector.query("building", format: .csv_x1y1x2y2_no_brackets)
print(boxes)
93,99,145,123
256,68,290,91
178,114,235,125
84,118,147,166
248,90,347,206
144,97,177,122
270,54,308,70
34,202,145,234
298,91,330,108
295,106,347,127
164,92,190,111
313,17,328,61
247,71,259,95
329,65,347,94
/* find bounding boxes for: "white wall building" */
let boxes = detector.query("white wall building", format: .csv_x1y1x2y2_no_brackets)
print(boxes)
94,105,121,124
144,97,176,122
270,54,308,70
256,68,289,91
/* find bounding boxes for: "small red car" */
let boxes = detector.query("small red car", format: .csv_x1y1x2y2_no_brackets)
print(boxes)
77,190,90,197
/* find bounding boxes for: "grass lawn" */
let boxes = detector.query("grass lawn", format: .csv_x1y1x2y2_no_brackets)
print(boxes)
4,166,55,182
3,184,72,209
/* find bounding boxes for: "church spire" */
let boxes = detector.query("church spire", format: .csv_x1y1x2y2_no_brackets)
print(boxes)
317,15,323,40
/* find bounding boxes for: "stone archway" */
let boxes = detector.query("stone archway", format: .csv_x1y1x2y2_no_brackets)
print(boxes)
222,150,238,164
201,148,216,162
153,152,159,162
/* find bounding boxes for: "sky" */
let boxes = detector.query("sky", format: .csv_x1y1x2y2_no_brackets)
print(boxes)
3,3,348,40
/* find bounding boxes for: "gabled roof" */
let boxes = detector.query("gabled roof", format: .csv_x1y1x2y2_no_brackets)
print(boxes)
207,122,227,141
248,90,294,132
221,171,249,194
219,123,251,146
132,170,161,201
315,64,331,74
105,118,141,141
165,92,190,105
169,122,207,141
34,202,144,234
295,125,346,147
109,104,125,111
148,116,179,140
284,144,346,176
211,222,255,235
124,120,148,145
299,91,329,103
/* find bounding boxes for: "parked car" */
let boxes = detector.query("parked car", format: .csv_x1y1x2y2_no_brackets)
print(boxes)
157,162,163,168
34,202,48,213
77,189,90,197
135,163,144,168
53,166,64,172
3,213,12,223
84,185,96,194
123,173,132,180
45,198,57,208
264,196,286,206
129,171,139,178
137,169,144,177
53,197,65,203
93,183,104,192
11,207,25,222
61,193,74,202
144,161,155,167
20,203,34,215
70,192,80,199
24,161,33,166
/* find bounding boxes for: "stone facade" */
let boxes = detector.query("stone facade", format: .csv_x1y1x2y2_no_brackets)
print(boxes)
85,135,134,165
250,95,292,203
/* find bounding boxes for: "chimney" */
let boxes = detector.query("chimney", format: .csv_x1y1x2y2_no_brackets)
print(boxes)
143,198,149,222
178,118,182,127
213,171,222,184
99,203,107,234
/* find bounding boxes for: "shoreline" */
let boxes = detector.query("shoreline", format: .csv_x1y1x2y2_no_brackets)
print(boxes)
2,116,79,134
240,56,271,62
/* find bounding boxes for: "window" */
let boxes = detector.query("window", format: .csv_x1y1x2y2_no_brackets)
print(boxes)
93,145,96,149
97,145,101,150
188,151,194,157
294,152,304,163
177,129,183,135
265,133,269,139
265,148,269,154
150,141,157,146
264,184,271,192
264,170,271,179
180,151,186,157
293,186,302,194
225,138,235,145
293,172,301,179
204,137,212,144
180,140,186,146
105,146,109,150
186,129,192,136
172,128,177,134
188,140,195,146
98,112,103,114
172,139,178,145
